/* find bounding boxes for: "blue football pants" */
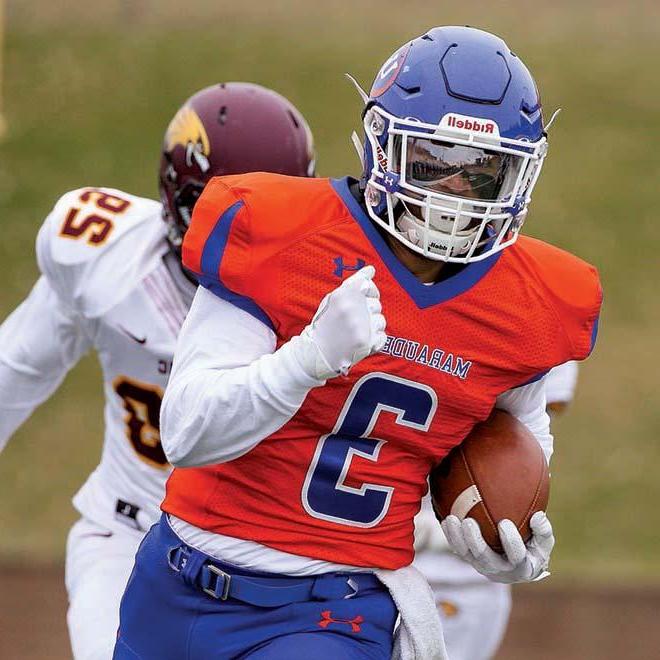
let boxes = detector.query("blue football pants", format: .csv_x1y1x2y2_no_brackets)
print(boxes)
113,516,397,659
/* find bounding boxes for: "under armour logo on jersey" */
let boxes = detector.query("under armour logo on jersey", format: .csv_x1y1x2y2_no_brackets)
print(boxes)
333,257,366,278
318,610,364,633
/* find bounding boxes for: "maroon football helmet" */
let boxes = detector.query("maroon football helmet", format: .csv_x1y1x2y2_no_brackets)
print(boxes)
159,82,316,248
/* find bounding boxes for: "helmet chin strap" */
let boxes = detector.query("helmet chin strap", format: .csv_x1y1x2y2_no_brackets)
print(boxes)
397,211,473,258
395,198,476,258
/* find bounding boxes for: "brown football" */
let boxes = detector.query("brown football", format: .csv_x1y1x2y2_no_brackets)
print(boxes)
430,409,550,553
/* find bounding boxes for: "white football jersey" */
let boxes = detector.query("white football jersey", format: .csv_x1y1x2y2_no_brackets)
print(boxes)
1,187,195,533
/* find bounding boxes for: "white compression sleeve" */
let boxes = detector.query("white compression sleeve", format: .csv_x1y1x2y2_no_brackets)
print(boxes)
160,286,326,468
545,360,579,405
0,277,92,451
496,376,553,464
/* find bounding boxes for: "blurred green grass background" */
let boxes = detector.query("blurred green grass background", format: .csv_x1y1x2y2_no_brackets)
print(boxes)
0,0,658,580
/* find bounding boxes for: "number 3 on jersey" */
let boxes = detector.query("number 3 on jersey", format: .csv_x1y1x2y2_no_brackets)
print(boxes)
302,373,437,527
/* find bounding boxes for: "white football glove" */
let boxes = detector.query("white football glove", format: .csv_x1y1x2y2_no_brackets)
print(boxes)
299,265,387,380
440,511,555,584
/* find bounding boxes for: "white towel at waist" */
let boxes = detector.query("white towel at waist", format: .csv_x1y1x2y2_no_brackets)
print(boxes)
376,564,448,660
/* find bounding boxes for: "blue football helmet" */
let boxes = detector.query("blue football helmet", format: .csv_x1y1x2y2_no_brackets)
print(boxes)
360,26,548,263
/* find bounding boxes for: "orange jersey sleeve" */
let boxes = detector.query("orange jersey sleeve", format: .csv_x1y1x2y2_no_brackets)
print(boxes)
182,173,354,333
516,236,602,362
182,174,275,327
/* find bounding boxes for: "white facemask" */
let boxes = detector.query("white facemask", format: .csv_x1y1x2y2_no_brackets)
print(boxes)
362,106,547,263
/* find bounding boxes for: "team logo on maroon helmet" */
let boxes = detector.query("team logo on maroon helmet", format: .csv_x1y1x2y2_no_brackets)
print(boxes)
165,106,211,173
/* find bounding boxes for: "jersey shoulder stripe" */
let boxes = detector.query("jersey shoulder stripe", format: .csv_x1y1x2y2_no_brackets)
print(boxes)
183,173,342,329
195,198,274,329
198,200,244,278
36,187,166,318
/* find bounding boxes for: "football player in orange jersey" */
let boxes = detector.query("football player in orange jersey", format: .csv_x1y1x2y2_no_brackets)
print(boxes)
114,27,601,660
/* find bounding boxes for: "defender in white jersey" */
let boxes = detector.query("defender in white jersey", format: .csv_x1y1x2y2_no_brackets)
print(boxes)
413,360,579,660
0,82,315,660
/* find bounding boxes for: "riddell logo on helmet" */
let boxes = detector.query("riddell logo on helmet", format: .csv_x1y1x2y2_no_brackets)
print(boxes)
442,114,499,136
375,144,388,170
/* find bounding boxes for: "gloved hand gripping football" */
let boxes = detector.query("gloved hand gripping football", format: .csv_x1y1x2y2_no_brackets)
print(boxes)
441,511,555,584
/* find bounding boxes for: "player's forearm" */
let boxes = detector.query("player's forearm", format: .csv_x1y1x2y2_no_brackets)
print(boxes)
0,381,45,451
0,372,65,451
161,274,387,468
161,335,324,467
0,277,90,451
0,335,77,449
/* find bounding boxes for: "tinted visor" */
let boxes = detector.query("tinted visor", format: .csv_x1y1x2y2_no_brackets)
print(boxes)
402,137,520,202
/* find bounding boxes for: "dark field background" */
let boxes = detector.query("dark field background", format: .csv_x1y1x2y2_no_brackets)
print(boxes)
0,1,658,658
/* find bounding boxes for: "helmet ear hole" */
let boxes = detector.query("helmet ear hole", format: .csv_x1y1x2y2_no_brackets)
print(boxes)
367,110,386,137
287,110,300,129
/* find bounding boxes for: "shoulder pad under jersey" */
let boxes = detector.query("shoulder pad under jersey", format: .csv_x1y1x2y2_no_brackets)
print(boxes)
36,187,167,317
516,236,602,361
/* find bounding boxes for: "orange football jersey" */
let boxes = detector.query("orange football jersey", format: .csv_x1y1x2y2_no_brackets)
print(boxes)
163,173,601,569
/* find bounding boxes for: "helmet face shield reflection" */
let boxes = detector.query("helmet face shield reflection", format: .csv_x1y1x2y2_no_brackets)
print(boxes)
399,137,521,203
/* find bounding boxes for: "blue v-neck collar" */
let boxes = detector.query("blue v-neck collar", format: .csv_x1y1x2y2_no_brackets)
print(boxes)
330,177,502,309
